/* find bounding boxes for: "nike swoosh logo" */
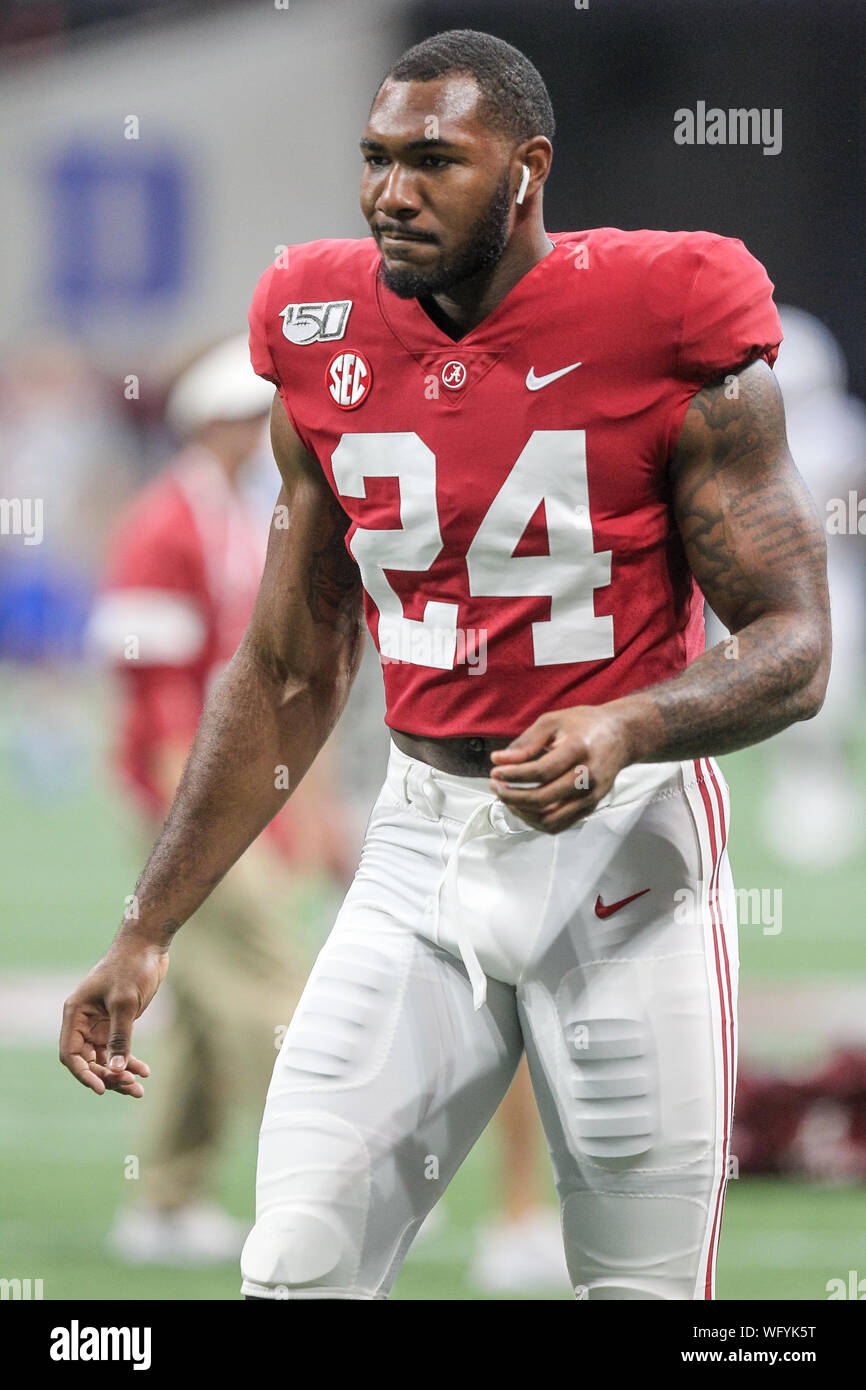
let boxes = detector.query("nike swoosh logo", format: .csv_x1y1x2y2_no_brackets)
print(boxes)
525,361,582,391
594,888,651,919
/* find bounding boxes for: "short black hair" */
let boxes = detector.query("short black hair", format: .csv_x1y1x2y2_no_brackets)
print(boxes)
380,29,555,146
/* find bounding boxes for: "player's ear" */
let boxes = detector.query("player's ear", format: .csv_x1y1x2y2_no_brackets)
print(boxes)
513,138,553,205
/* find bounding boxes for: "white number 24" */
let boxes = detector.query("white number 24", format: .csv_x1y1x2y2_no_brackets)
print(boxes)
330,430,614,669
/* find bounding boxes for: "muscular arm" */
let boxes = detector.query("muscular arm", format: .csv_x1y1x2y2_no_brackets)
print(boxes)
613,358,831,761
490,359,832,830
127,393,365,949
60,394,364,1100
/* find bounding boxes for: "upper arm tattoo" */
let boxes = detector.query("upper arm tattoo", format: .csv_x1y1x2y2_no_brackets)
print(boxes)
670,360,828,631
305,500,363,636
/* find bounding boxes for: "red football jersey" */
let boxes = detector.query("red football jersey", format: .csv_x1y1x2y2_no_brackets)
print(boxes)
248,228,782,738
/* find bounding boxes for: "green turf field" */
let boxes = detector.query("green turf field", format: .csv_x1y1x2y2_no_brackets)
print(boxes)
3,1046,865,1301
2,1045,865,1301
2,679,865,1300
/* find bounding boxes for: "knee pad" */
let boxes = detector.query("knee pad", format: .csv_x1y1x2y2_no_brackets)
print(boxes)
242,1110,370,1293
566,1014,653,1163
241,1206,347,1289
562,1189,708,1300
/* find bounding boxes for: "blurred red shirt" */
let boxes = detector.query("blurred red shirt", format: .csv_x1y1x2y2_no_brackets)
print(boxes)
93,445,270,818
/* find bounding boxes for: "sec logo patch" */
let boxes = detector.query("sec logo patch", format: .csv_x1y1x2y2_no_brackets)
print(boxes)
327,350,372,409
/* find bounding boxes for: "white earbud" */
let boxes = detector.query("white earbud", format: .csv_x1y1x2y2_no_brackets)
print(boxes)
515,163,531,205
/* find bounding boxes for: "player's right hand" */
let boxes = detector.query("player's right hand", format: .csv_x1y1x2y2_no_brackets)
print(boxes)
59,941,169,1098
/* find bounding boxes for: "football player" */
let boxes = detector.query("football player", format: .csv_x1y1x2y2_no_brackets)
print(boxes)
60,29,830,1300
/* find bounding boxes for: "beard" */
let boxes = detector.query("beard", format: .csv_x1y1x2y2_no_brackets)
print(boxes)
377,170,513,300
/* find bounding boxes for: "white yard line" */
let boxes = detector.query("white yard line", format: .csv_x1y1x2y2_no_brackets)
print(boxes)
0,971,171,1044
1,973,866,1053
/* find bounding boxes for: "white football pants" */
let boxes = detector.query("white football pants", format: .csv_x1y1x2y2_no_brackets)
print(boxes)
241,740,738,1300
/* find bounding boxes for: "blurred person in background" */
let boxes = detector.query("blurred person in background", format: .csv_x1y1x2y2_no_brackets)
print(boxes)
760,307,866,867
88,336,353,1263
468,1059,568,1290
703,305,866,866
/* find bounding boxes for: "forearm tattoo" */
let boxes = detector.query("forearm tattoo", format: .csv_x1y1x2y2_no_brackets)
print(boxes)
629,363,830,762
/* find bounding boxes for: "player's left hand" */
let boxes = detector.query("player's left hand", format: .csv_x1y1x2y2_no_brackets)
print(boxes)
488,703,634,834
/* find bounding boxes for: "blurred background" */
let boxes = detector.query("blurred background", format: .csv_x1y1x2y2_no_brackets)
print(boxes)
0,0,864,1301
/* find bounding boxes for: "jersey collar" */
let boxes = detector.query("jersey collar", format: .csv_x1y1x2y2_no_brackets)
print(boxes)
374,235,569,358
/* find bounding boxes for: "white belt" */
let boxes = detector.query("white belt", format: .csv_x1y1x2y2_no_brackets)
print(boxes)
384,742,681,1010
386,749,529,1012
